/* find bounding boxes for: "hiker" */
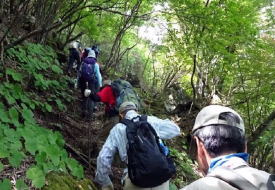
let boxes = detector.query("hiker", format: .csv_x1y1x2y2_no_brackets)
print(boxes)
67,41,81,74
92,45,100,58
95,101,180,190
78,48,102,99
91,79,141,117
181,105,275,190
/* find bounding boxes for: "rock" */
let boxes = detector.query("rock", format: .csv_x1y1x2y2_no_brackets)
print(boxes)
164,85,193,114
43,172,98,190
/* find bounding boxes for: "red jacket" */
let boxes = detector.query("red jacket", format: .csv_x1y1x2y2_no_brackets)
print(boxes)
97,85,116,112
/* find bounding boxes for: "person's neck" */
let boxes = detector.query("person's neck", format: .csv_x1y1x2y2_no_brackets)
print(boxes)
208,152,236,165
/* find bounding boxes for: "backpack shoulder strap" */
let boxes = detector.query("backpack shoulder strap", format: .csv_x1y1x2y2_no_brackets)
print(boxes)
207,167,258,190
140,115,160,141
267,174,275,190
120,117,138,144
140,115,147,121
120,118,134,128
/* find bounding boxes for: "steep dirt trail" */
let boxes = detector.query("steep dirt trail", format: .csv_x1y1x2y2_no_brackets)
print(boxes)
38,89,124,189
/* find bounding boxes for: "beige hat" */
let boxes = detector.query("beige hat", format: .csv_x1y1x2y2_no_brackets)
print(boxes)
192,105,245,133
119,101,137,114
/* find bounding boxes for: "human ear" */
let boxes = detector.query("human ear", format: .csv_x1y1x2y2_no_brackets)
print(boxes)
194,136,209,176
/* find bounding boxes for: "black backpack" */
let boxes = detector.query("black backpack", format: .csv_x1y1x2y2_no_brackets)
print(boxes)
121,115,176,188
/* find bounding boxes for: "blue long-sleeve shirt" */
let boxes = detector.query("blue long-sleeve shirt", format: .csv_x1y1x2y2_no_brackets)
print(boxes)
94,110,181,187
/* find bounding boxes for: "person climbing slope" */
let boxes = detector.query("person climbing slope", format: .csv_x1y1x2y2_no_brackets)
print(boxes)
90,79,141,117
67,41,81,74
95,101,180,190
78,48,102,117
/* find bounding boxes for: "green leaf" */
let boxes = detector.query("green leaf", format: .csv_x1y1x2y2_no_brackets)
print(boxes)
45,145,60,166
22,107,35,124
26,166,45,188
51,65,63,74
9,152,25,168
25,138,37,155
3,127,16,139
0,146,9,158
9,140,22,151
9,106,19,126
66,158,84,179
0,109,10,123
45,104,52,112
55,99,66,111
6,93,16,105
6,68,23,81
0,162,4,172
0,179,12,190
35,152,47,165
15,179,28,190
169,183,178,190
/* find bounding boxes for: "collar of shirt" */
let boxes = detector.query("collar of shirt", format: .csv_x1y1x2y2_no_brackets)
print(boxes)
208,153,249,173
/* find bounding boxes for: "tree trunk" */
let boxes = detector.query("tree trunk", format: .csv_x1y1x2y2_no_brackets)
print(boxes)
272,141,275,173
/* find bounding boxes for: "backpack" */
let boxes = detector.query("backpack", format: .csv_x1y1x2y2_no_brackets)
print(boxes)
208,167,275,190
111,79,141,111
81,61,96,82
121,115,176,188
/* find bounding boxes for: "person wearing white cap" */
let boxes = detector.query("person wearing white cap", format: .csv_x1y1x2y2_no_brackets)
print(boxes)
95,101,181,190
181,105,274,190
67,41,81,74
78,48,102,117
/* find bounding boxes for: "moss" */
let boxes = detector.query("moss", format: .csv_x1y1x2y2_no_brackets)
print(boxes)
42,172,98,190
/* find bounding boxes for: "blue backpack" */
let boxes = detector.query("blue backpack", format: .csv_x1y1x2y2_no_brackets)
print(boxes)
81,62,96,82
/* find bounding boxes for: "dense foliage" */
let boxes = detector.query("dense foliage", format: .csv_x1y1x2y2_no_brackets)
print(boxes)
0,43,83,189
0,0,274,189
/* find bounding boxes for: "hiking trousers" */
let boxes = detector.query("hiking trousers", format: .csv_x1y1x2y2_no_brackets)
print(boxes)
123,177,169,190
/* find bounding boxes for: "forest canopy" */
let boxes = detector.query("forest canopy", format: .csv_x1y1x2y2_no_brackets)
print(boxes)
0,0,274,189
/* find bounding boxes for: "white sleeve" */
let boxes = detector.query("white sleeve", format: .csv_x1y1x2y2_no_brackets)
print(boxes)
94,130,117,186
148,116,181,139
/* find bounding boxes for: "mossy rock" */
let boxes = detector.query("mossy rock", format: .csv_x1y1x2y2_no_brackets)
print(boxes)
43,172,98,190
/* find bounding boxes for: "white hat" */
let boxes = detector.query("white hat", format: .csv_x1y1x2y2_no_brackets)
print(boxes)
86,48,96,58
119,101,137,114
193,105,245,133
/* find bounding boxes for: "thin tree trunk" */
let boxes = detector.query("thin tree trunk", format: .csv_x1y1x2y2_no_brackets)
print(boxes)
272,141,275,173
248,110,275,152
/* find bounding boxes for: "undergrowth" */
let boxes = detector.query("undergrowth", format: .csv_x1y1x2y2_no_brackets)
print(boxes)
0,43,84,189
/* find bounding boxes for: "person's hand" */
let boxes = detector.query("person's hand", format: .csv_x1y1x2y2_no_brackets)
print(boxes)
90,93,101,102
101,183,114,190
